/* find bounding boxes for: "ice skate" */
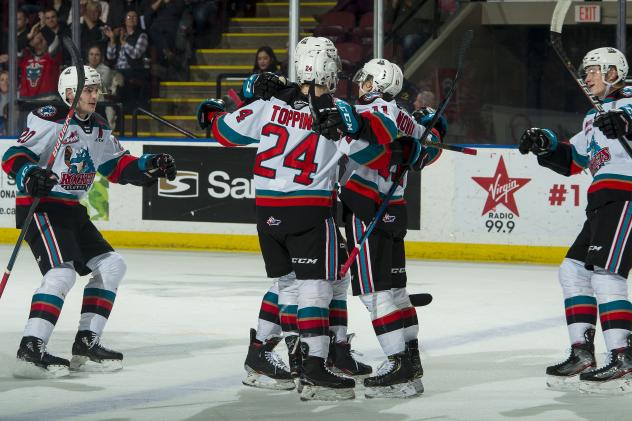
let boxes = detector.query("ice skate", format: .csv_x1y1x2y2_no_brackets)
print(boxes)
579,334,632,395
546,328,596,391
243,329,295,390
284,334,301,378
364,352,417,398
70,331,123,372
328,333,372,379
299,343,355,401
14,336,70,379
406,339,424,394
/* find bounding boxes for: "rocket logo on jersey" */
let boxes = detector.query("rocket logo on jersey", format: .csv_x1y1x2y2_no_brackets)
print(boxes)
588,136,611,175
62,131,80,145
266,216,282,226
59,146,96,190
471,156,530,216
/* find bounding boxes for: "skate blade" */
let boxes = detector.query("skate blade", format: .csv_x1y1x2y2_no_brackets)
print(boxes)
299,384,355,401
242,372,296,391
412,378,424,394
546,374,580,391
578,376,632,395
13,359,69,379
70,356,123,372
365,381,419,399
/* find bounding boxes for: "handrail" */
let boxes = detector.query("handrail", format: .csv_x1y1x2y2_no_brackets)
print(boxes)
131,107,197,139
16,99,125,136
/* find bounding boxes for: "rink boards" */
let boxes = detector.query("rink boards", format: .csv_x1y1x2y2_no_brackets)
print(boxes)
0,137,592,264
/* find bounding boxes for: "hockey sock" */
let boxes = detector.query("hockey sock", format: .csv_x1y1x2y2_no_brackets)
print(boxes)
278,273,299,336
24,266,76,343
255,280,282,342
297,279,333,358
79,252,126,336
559,258,596,344
329,275,350,342
593,268,632,350
360,290,405,356
392,287,419,342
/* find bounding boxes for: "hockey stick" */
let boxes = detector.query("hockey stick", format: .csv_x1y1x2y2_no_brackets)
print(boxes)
550,0,632,158
0,36,85,300
423,141,476,156
339,29,474,278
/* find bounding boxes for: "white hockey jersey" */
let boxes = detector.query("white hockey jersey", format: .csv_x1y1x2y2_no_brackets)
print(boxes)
539,87,632,210
210,97,393,208
2,105,139,208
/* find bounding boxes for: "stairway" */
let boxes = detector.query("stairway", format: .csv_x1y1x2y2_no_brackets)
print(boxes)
127,1,336,137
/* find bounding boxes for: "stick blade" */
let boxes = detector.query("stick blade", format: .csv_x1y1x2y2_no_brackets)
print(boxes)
551,0,572,34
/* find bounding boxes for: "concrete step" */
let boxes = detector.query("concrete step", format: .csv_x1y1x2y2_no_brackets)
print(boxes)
256,2,336,18
189,65,253,82
159,80,245,98
194,48,288,66
217,32,310,49
228,16,316,33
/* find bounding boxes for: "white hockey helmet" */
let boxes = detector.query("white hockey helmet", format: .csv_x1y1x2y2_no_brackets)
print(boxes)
58,65,102,106
294,36,337,65
295,48,340,92
353,58,396,94
383,62,404,97
581,47,628,85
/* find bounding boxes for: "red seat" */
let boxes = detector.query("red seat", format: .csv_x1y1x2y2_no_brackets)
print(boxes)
352,12,392,46
336,42,365,75
313,11,356,43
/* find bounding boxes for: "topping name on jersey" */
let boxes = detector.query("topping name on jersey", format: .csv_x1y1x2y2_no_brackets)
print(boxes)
270,105,313,130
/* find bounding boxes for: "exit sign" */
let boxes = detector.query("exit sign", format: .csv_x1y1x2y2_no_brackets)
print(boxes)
575,4,601,23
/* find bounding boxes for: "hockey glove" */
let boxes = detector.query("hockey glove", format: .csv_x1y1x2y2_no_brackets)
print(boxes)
243,72,288,100
390,136,423,171
21,166,58,197
196,98,225,130
518,128,557,156
593,109,632,139
412,107,448,141
145,154,177,181
311,95,361,141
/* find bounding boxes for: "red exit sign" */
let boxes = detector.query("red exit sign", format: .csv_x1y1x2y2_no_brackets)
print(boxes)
575,4,601,23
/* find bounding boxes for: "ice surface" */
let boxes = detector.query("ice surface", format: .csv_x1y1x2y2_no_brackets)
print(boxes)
1,245,631,421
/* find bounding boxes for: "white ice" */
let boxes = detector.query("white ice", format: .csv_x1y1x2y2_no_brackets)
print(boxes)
1,245,631,421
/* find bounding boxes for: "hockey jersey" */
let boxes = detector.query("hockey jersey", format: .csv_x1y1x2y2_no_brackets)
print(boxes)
340,93,442,219
538,87,632,210
2,105,156,223
209,96,397,212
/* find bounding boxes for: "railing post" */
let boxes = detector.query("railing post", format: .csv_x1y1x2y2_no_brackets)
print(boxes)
132,108,139,137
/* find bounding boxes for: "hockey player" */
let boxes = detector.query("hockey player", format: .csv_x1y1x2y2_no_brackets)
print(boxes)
2,66,176,379
519,47,632,394
196,45,413,400
336,58,442,398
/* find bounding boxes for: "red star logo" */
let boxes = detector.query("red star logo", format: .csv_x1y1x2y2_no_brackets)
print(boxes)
472,156,530,216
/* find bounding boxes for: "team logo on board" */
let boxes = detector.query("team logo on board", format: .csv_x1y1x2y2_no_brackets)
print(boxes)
158,171,199,198
471,156,530,216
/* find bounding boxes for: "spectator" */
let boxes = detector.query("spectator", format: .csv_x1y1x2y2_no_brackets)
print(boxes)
88,44,121,128
17,10,30,52
41,7,71,65
253,46,281,74
386,0,430,61
0,70,8,135
413,89,436,111
44,0,71,26
104,10,149,111
107,0,143,31
189,0,224,49
142,0,184,67
80,0,107,60
18,29,61,100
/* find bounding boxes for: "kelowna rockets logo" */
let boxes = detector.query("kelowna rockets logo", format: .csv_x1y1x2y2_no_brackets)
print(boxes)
471,156,530,216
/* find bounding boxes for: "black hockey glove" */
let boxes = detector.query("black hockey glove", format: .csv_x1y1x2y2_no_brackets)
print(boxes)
412,107,448,140
593,109,632,139
196,98,225,129
22,166,58,197
146,154,177,181
390,136,423,171
242,72,288,100
310,94,361,141
518,128,557,156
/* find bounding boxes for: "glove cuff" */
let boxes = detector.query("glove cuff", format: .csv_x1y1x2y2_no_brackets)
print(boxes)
137,154,156,171
541,128,558,152
16,163,38,192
